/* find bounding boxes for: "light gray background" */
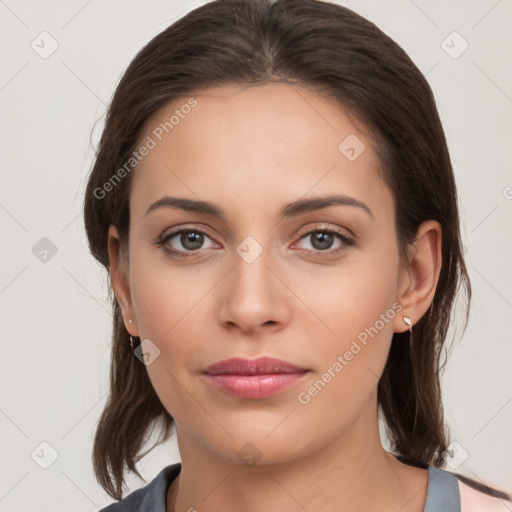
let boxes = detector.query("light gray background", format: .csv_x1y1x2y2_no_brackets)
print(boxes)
1,1,511,510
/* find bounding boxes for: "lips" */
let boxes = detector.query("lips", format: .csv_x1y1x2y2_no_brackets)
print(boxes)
205,356,308,376
204,357,309,399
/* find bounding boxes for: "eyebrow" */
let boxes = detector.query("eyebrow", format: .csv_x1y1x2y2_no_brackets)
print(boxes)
145,194,373,220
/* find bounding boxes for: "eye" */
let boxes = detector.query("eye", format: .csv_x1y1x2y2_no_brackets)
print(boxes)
154,227,217,258
153,224,355,260
294,225,354,257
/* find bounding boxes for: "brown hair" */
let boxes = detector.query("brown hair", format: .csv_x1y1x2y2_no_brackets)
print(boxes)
83,0,507,502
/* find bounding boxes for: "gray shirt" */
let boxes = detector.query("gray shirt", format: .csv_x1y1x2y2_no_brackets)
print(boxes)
98,463,461,511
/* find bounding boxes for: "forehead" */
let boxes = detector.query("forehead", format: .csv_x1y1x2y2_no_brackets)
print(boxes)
130,83,393,223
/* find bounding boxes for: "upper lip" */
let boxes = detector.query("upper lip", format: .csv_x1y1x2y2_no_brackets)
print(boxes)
205,357,308,375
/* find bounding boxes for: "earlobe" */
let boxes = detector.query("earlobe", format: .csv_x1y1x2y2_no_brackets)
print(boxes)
107,224,138,336
394,220,442,333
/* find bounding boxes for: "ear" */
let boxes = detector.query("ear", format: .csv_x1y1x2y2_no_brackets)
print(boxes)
107,224,139,337
393,220,442,333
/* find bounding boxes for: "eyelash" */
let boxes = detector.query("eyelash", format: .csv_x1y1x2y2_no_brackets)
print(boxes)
153,224,355,259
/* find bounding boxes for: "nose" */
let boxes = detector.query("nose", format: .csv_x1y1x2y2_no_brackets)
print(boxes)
218,242,291,335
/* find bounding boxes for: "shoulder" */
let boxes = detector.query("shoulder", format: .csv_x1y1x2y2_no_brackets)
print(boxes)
98,463,182,512
458,478,511,512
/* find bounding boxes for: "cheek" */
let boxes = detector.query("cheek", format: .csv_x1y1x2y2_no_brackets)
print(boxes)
128,254,216,404
290,236,400,343
129,245,214,341
128,260,211,420
293,299,396,446
290,241,400,405
298,299,395,410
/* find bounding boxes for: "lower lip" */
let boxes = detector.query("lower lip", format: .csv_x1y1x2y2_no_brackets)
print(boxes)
206,372,308,399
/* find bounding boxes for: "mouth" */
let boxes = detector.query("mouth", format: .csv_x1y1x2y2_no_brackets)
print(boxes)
204,357,310,399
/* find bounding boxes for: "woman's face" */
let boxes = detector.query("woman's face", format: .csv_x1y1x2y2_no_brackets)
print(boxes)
110,83,419,465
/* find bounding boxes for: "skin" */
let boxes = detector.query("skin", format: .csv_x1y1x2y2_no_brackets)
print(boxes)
108,83,443,512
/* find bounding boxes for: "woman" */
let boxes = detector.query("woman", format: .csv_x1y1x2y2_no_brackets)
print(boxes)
83,0,510,510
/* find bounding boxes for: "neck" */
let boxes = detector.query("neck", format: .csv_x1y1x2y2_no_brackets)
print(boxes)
167,404,428,512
